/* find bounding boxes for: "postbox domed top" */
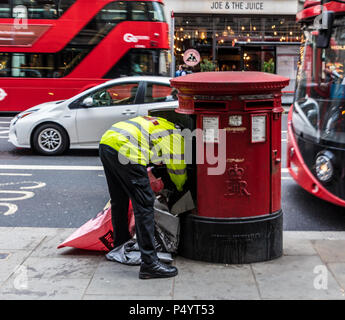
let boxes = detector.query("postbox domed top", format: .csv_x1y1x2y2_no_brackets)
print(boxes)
170,71,289,95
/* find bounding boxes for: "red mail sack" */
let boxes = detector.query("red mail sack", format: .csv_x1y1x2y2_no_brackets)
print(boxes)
57,169,163,251
57,202,135,251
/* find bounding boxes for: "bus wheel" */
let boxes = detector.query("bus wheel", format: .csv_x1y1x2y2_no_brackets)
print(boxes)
32,123,69,155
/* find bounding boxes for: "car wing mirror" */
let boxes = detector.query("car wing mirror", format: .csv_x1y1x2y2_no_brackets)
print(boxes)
81,97,94,107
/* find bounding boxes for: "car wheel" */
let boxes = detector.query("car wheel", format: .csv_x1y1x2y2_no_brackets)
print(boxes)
32,123,69,155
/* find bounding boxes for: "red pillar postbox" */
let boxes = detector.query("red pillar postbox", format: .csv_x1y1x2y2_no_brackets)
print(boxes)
170,72,289,264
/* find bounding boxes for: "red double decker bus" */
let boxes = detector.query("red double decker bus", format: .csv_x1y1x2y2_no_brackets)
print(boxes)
0,0,170,113
287,0,345,207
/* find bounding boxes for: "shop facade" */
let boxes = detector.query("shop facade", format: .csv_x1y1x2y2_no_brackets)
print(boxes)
164,0,302,103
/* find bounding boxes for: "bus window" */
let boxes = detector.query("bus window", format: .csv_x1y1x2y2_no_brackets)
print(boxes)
146,2,166,22
105,49,154,78
0,0,10,18
130,2,149,21
12,53,45,77
132,50,154,74
104,49,169,78
70,1,127,46
0,48,89,78
59,48,89,76
159,50,169,75
11,0,75,19
0,53,10,77
99,1,127,21
129,1,167,22
12,0,57,19
58,0,76,17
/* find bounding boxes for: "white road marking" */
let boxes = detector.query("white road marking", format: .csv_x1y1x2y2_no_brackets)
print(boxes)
0,181,46,189
0,173,33,176
0,203,18,216
20,181,46,190
0,190,35,201
0,180,46,216
0,165,290,173
0,164,104,171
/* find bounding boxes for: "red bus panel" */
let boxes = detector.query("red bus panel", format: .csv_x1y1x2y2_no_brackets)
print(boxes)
0,0,170,112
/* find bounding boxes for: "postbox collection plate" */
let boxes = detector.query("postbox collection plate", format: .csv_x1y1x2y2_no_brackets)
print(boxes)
251,114,267,143
202,116,219,143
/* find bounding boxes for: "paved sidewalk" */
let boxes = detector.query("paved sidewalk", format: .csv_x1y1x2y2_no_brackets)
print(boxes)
0,227,345,300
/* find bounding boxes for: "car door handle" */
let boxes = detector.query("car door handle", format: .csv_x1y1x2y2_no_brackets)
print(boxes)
122,109,136,115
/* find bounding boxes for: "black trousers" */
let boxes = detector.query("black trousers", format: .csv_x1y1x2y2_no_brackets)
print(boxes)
99,144,158,265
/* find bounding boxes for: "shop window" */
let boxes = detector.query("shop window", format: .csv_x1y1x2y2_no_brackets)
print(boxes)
241,47,276,72
174,14,301,73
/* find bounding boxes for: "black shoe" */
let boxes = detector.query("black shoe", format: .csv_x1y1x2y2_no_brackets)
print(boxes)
139,261,178,279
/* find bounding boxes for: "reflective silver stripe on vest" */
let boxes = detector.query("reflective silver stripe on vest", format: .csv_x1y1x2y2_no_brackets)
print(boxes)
151,153,184,163
150,147,163,164
124,120,152,149
150,129,178,140
162,153,185,161
125,120,179,147
167,168,187,175
109,127,149,158
110,120,184,163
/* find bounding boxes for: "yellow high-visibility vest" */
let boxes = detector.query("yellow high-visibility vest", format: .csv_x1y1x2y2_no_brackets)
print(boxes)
100,116,187,191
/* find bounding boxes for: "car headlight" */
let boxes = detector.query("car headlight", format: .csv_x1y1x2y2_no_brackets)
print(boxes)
12,110,38,125
315,151,334,182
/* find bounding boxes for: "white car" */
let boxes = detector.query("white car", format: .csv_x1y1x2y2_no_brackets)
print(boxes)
9,76,178,155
